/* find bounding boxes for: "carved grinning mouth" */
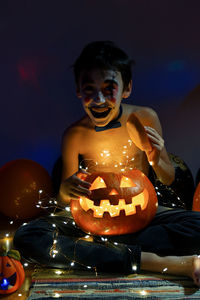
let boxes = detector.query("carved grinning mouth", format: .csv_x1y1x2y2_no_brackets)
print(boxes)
79,189,149,218
0,273,16,290
89,107,111,118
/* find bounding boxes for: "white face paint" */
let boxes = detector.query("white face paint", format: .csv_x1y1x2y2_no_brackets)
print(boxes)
77,69,127,127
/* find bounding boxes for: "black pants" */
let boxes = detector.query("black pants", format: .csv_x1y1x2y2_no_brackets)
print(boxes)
13,208,200,274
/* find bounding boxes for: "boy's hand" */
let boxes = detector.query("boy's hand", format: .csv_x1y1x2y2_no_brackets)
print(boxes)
144,126,164,166
126,113,152,151
126,113,164,166
60,169,91,201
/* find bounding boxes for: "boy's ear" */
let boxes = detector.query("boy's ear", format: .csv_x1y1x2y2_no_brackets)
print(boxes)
76,88,82,99
122,80,132,99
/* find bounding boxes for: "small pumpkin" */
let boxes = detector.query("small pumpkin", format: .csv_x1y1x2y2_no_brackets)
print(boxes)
71,170,158,235
192,183,200,211
0,248,25,294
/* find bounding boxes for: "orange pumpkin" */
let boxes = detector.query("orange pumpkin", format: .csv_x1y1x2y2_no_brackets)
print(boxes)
192,183,200,211
0,248,25,294
0,159,53,219
71,170,158,235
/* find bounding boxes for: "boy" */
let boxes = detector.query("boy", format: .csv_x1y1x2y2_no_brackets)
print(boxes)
14,41,200,285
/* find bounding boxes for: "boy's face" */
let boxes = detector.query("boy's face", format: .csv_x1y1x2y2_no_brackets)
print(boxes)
77,69,131,127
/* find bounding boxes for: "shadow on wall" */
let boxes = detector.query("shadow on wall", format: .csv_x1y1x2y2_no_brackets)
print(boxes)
170,84,200,181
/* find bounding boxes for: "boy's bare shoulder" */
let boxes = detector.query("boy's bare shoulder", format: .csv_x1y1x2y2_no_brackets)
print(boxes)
123,103,158,121
62,116,91,140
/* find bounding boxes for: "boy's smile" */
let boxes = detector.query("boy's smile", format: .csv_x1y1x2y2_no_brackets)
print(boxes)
77,69,131,127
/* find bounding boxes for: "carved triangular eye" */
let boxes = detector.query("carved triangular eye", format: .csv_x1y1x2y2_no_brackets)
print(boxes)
120,176,136,188
90,177,107,190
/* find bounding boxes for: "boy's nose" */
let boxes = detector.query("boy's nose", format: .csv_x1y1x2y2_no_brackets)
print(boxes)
93,91,105,104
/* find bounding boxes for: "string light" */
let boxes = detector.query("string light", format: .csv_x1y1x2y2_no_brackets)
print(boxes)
1,139,185,280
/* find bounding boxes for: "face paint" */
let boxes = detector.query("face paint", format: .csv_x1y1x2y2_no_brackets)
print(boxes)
78,69,128,127
110,97,116,103
83,96,91,103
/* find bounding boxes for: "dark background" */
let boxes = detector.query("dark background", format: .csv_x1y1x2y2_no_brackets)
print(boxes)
1,0,200,179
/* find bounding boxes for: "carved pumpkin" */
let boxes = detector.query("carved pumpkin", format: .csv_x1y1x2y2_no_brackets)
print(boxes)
0,248,25,294
192,183,200,211
71,170,158,235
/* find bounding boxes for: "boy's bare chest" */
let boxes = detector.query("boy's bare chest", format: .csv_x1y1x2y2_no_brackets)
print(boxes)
79,126,149,174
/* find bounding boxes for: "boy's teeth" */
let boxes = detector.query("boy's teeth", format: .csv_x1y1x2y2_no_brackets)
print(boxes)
91,107,109,112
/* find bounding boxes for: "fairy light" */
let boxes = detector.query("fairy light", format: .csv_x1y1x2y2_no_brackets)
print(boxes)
39,189,43,194
9,220,14,224
53,293,61,298
132,264,137,271
140,290,148,296
18,293,22,297
55,270,62,275
84,235,90,239
23,262,29,267
163,267,168,272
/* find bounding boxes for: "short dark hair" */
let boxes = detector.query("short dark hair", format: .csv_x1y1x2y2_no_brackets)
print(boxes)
73,41,134,91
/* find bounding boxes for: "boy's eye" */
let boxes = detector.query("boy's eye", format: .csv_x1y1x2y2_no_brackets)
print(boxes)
103,86,115,94
83,86,95,94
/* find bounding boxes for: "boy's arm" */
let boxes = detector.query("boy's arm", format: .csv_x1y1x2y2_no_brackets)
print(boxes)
127,108,175,186
57,128,91,206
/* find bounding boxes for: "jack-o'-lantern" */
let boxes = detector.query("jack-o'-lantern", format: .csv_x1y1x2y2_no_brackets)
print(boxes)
0,248,25,294
192,183,200,211
70,170,158,235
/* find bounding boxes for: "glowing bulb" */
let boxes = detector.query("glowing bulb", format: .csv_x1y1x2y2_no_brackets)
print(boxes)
52,224,56,228
18,294,22,297
140,290,147,296
1,278,9,289
55,270,62,275
24,263,28,267
163,267,168,272
87,266,92,269
83,284,88,288
65,207,70,211
53,293,61,298
10,220,14,224
5,233,9,237
39,190,43,194
71,262,75,266
132,264,137,271
22,223,27,226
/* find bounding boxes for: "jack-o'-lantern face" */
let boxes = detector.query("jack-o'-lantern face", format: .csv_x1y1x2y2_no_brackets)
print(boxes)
71,170,158,235
0,250,25,295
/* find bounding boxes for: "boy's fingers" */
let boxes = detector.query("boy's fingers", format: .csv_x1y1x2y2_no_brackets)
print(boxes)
71,187,91,198
74,176,91,188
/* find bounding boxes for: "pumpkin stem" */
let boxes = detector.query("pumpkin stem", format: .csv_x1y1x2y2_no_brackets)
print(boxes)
7,249,21,261
0,245,7,256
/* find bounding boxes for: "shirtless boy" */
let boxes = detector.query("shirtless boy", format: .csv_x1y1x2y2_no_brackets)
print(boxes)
14,41,200,286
